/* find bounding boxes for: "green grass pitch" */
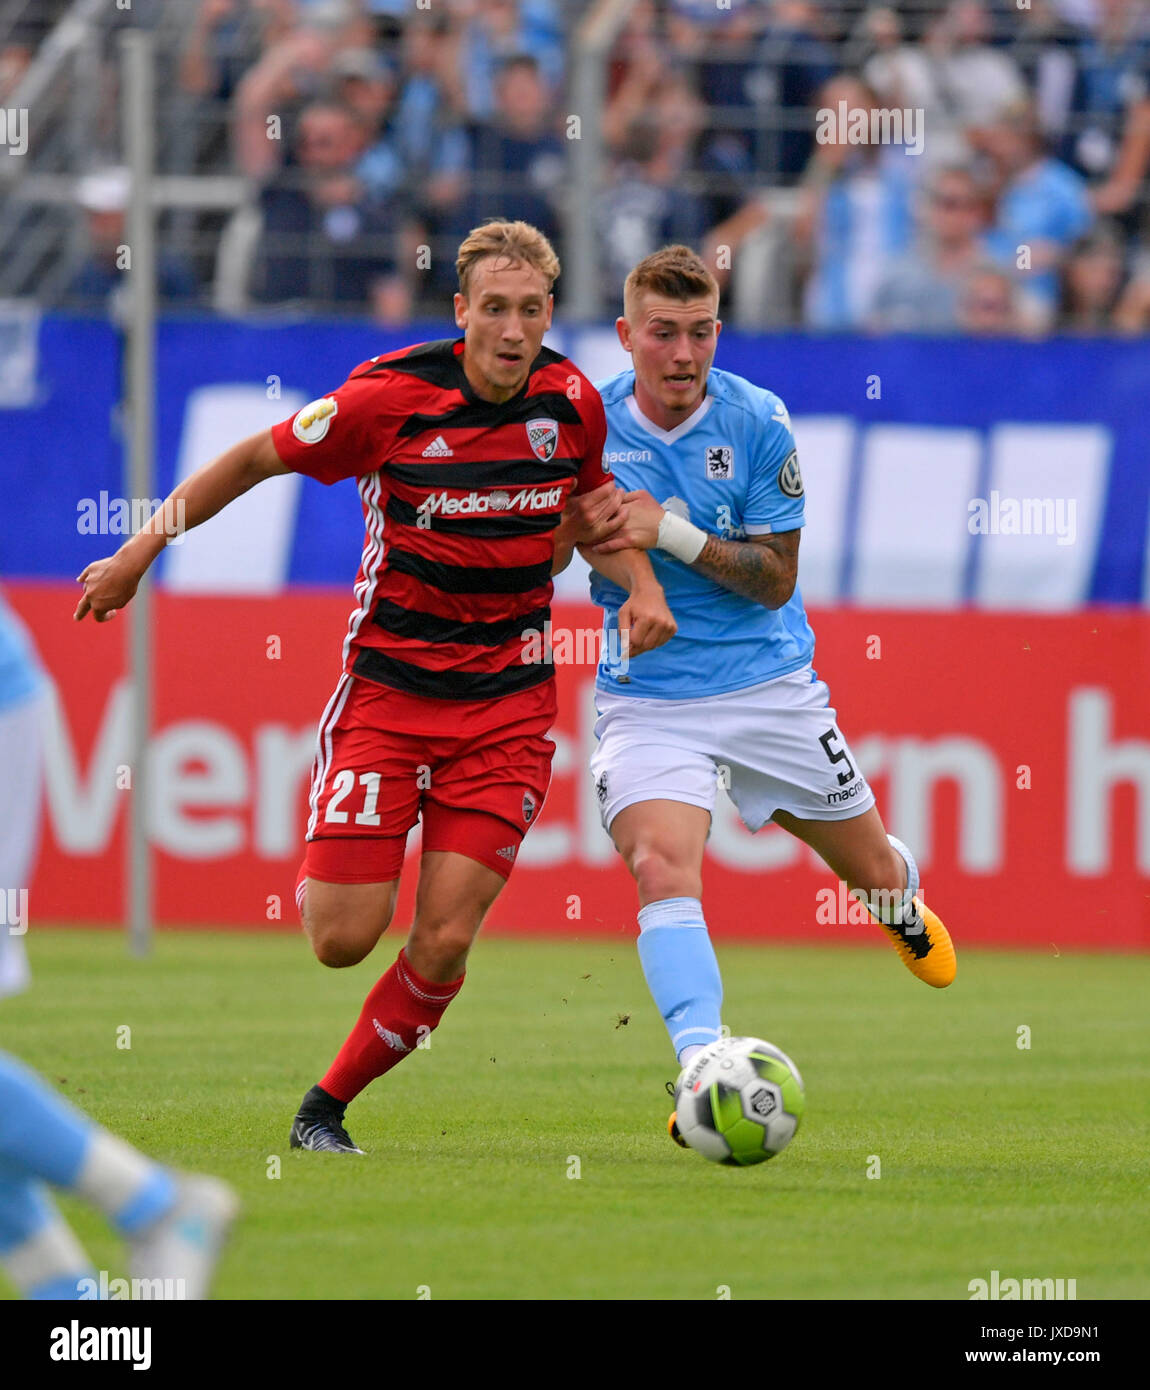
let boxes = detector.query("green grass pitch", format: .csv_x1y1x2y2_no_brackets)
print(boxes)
2,929,1147,1301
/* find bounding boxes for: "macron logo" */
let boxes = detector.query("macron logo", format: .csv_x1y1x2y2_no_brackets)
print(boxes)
372,1019,410,1052
421,435,453,458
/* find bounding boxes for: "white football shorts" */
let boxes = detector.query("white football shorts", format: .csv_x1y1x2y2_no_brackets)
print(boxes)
590,665,875,832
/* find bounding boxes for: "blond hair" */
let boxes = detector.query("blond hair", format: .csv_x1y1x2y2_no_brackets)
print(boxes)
623,245,719,321
456,219,561,298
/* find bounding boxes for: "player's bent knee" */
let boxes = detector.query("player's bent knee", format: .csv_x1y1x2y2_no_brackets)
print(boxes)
308,928,375,969
304,913,376,967
420,924,477,965
302,883,397,968
628,844,700,903
407,920,476,973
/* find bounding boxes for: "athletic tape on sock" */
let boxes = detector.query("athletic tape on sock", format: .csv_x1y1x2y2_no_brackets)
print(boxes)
73,1130,162,1222
637,896,705,932
853,834,920,926
887,834,919,908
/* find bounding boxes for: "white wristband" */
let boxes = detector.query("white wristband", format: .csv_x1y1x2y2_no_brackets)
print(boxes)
656,510,708,564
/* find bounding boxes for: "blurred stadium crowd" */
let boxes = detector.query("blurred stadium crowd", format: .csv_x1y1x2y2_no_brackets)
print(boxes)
1,0,1149,333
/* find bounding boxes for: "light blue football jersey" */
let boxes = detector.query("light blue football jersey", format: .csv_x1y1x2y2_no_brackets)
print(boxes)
590,367,814,699
0,590,45,714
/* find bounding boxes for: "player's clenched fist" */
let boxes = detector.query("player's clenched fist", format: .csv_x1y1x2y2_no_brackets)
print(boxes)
563,477,625,545
591,489,665,553
618,583,677,657
74,554,142,622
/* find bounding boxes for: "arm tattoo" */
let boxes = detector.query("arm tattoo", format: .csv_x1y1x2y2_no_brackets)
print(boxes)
691,530,800,609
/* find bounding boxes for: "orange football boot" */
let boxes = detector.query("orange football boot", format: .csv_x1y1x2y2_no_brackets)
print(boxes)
881,896,956,988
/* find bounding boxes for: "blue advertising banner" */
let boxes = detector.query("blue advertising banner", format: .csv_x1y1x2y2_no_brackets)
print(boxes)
4,314,1148,607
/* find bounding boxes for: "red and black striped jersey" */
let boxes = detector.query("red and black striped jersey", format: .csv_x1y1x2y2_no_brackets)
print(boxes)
270,337,612,705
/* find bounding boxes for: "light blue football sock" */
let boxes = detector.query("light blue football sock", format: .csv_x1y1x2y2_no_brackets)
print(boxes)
636,897,723,1064
0,1053,91,1187
0,1052,176,1237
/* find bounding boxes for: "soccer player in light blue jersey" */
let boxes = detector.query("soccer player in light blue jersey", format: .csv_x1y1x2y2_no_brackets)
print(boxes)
556,246,956,1145
0,591,237,1298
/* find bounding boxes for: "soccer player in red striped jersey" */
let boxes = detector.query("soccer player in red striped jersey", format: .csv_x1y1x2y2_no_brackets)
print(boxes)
75,220,675,1153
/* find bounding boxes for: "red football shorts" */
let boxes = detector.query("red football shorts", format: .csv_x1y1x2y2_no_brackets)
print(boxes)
304,675,555,884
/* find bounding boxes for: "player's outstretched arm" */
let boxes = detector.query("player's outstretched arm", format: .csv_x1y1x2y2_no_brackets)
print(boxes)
74,429,290,622
594,489,799,610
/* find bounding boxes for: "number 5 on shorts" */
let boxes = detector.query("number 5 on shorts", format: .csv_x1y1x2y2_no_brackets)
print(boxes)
819,728,856,787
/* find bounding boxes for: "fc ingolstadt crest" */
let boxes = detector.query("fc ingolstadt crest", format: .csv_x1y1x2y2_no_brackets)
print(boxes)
527,418,559,462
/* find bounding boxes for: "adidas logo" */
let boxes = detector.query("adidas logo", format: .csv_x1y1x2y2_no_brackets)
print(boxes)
421,435,453,458
496,845,517,862
372,1019,410,1052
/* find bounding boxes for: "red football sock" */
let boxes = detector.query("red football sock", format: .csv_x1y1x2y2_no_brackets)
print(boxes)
320,949,464,1104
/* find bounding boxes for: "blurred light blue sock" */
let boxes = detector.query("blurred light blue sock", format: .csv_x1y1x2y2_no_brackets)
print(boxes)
0,1052,175,1237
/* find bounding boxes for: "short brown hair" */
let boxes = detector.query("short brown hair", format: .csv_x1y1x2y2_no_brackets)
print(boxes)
456,219,560,298
623,245,719,320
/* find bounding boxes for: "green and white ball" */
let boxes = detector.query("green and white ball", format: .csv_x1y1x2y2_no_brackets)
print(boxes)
675,1036,805,1166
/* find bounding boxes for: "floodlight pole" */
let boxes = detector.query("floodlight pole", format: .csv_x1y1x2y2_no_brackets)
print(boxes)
121,30,156,956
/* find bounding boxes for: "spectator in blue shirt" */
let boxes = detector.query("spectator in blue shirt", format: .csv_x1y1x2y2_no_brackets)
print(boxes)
596,69,711,303
1072,0,1150,217
752,0,839,183
253,101,409,319
457,0,564,120
975,100,1094,327
794,75,916,330
663,0,770,218
335,49,405,204
871,164,991,332
456,55,567,254
393,14,470,202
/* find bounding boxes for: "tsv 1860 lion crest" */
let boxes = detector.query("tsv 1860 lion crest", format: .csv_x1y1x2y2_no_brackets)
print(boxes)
526,418,559,462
